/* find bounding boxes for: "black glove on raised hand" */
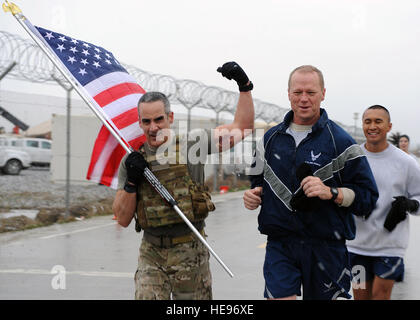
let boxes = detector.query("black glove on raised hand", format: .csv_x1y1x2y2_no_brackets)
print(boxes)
125,151,148,186
290,163,322,212
384,196,419,232
217,61,253,92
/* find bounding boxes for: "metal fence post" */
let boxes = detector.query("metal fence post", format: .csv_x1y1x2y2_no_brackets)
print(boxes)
52,75,73,218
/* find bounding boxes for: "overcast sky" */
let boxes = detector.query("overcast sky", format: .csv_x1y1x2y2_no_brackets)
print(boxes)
1,0,419,145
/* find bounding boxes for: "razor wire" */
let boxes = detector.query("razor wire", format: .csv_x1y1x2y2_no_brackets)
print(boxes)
0,30,365,138
0,30,285,124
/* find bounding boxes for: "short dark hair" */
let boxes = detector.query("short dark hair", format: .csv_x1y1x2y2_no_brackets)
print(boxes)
400,134,410,142
363,104,391,121
138,91,171,114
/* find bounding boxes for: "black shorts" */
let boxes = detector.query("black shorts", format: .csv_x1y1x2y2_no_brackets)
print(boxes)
263,236,352,300
349,252,404,283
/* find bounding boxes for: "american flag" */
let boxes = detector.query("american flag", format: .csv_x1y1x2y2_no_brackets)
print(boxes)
32,26,146,188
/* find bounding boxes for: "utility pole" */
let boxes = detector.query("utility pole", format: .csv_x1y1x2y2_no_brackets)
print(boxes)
353,112,359,138
52,75,73,218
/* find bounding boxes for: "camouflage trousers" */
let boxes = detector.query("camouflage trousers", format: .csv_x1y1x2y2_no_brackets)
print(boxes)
134,235,213,300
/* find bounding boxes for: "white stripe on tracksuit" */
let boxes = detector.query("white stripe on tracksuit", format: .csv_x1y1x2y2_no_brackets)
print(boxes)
263,144,364,210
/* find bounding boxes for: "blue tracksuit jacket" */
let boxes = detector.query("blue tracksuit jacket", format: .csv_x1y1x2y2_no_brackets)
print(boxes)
250,109,378,241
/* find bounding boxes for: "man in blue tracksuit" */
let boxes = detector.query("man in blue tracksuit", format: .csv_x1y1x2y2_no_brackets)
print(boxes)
243,65,378,300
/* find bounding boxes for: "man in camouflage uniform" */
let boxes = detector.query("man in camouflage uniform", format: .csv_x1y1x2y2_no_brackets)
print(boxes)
112,62,255,300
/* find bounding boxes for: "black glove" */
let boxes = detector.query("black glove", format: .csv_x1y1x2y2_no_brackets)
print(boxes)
125,151,147,186
384,196,419,232
290,163,322,212
217,61,253,92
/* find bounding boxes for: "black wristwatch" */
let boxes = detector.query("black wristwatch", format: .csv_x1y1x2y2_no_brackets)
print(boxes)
124,181,137,194
330,187,339,201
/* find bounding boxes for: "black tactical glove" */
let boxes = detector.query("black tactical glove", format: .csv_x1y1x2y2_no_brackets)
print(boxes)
290,163,322,212
125,151,147,186
217,61,253,92
384,196,419,232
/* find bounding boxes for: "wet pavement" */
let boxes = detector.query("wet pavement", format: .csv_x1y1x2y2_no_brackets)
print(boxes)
0,191,266,299
0,191,419,300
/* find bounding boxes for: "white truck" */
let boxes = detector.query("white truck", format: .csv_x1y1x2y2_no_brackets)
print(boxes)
0,135,52,168
0,144,31,175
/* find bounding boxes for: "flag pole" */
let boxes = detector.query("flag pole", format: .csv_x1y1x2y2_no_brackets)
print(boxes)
2,1,130,152
3,1,234,278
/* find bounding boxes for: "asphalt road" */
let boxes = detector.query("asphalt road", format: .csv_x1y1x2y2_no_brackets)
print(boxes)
0,191,266,300
1,191,420,300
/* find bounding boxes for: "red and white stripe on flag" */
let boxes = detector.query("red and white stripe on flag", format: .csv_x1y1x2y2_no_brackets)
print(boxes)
85,72,146,188
27,25,147,189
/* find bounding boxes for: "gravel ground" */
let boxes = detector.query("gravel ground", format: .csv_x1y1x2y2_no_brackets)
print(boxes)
0,167,116,232
0,167,116,210
0,167,246,232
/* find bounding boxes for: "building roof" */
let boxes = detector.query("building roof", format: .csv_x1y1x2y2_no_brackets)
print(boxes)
24,119,51,137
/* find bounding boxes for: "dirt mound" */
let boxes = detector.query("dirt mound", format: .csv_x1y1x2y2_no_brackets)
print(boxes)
0,198,114,233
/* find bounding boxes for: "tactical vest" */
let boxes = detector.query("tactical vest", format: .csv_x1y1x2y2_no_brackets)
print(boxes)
136,138,215,229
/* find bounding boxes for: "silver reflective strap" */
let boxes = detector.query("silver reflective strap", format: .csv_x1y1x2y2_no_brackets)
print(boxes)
264,161,293,211
331,288,346,300
336,267,351,283
265,284,275,299
380,258,402,279
313,144,365,182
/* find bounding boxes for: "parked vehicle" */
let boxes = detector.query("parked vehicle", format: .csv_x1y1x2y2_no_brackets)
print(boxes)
0,135,52,167
0,145,31,175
